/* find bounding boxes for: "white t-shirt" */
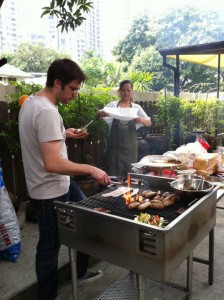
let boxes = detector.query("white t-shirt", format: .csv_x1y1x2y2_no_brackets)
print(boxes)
102,101,151,131
19,95,70,199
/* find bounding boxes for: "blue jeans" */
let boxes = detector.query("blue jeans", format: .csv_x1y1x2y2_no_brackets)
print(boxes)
30,178,89,300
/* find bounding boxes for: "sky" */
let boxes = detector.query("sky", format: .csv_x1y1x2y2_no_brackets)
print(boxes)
18,0,224,32
18,0,224,23
100,0,224,58
7,0,224,59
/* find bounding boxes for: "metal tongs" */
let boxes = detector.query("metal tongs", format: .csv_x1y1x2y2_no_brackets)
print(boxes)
196,176,204,190
108,176,125,186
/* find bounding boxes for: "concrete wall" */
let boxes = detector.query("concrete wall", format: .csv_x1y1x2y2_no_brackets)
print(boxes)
0,84,17,102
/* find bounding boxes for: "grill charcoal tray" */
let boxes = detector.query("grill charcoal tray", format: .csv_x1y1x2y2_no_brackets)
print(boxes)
97,271,189,300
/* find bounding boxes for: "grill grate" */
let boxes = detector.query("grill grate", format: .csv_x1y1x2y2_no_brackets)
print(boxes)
96,271,189,300
76,187,191,224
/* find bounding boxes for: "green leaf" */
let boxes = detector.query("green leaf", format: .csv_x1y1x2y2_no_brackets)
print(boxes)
41,10,51,18
50,0,55,9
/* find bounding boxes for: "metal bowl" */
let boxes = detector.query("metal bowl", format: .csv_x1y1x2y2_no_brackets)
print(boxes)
176,169,196,176
170,178,214,193
175,174,201,181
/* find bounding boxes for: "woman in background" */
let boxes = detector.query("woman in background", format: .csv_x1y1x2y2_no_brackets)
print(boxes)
96,80,151,178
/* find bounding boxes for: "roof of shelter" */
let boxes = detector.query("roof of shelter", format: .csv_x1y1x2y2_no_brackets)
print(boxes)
0,64,33,78
159,41,224,68
159,41,224,98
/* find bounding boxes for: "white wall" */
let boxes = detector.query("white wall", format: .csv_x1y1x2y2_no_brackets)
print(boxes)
1,83,224,103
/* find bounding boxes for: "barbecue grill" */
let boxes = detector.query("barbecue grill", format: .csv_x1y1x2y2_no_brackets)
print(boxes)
55,173,219,300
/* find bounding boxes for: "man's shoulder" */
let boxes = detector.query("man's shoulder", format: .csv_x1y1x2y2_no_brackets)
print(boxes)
30,95,58,111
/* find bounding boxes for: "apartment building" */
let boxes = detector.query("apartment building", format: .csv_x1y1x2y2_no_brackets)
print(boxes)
0,0,151,61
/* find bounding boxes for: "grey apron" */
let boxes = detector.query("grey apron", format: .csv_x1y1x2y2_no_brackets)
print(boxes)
106,108,137,177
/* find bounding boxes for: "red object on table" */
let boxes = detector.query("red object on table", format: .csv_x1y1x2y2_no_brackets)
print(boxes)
197,137,210,150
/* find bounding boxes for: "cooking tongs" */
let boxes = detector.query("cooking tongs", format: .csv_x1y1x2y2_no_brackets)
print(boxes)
196,176,204,190
108,176,141,186
108,176,125,186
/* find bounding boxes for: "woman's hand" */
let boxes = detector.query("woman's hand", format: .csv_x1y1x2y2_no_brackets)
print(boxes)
96,110,109,119
133,117,142,124
66,128,89,139
133,117,152,127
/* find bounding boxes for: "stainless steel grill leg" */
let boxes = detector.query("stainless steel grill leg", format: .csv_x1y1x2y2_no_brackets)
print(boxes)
208,228,214,285
186,252,193,293
136,273,146,300
69,247,78,300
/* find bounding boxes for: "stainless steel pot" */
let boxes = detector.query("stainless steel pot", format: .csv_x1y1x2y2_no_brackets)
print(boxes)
175,174,201,181
170,178,214,194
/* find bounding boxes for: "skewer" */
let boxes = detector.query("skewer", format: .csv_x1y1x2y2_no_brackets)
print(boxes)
82,120,94,129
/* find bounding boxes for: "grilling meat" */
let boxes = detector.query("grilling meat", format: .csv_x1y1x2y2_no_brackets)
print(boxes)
163,200,174,207
128,201,141,209
138,201,152,211
94,207,110,213
141,191,157,198
149,200,164,210
125,189,178,211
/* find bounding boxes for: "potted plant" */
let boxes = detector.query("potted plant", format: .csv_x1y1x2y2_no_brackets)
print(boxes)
153,95,190,150
185,98,224,150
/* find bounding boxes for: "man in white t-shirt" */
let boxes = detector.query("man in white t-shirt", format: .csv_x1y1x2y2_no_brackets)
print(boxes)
19,58,111,300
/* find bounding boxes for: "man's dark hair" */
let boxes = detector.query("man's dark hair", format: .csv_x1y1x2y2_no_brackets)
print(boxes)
46,58,86,87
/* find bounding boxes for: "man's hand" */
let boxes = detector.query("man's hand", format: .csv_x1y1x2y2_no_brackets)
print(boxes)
89,166,112,185
66,128,89,139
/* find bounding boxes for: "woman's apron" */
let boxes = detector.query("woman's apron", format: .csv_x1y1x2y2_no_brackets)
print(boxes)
106,113,138,178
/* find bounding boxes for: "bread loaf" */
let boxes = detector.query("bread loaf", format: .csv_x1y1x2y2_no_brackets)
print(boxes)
193,153,218,172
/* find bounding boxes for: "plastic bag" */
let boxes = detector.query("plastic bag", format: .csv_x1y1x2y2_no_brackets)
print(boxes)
164,139,208,166
0,162,21,262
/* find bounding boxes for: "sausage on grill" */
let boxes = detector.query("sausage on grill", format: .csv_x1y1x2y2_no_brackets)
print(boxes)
128,201,141,209
138,201,152,211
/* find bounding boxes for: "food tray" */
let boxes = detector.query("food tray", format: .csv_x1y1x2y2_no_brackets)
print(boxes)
132,155,183,171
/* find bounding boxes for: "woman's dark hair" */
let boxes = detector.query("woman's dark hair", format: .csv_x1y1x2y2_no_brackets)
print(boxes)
118,80,133,90
46,58,86,87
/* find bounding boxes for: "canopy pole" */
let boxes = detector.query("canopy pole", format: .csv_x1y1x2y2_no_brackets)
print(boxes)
162,55,179,96
217,53,220,99
174,55,180,97
161,55,180,147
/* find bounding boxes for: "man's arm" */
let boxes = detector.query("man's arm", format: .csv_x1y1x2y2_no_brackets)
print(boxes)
40,140,111,185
